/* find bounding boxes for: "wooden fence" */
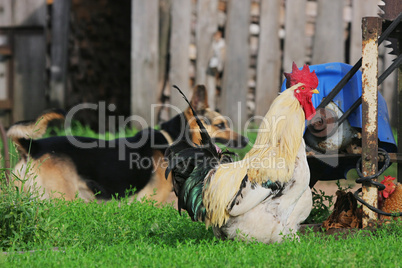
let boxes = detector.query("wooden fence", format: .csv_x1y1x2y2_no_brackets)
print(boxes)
133,0,398,129
0,0,47,124
0,0,398,130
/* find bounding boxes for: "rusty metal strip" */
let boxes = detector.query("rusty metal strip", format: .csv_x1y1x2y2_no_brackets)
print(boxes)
307,152,402,163
361,17,382,228
398,43,402,183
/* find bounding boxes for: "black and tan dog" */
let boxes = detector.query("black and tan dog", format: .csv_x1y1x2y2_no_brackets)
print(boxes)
7,85,248,203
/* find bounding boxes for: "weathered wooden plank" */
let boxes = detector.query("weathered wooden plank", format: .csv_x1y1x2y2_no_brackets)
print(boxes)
195,0,218,86
221,0,250,130
0,0,12,27
169,0,192,112
13,30,46,121
13,0,46,26
255,0,281,118
205,29,225,111
0,0,46,27
156,0,172,122
196,0,219,111
158,0,171,91
311,0,344,64
283,0,307,71
49,0,71,108
131,0,159,128
350,0,379,64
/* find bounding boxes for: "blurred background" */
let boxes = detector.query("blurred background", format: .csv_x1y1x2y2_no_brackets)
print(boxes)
0,0,397,131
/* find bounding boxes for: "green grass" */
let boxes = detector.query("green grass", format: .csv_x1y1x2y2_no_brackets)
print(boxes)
2,192,402,267
1,124,401,266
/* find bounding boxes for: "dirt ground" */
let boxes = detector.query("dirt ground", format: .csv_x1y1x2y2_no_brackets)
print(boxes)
314,179,360,205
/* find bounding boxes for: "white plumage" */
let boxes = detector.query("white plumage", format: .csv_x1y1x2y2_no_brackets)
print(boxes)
212,141,311,243
167,63,318,244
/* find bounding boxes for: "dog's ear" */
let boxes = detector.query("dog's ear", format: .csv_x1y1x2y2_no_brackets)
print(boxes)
190,85,209,112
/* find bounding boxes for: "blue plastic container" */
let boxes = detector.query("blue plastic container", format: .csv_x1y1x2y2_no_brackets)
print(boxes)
281,62,396,152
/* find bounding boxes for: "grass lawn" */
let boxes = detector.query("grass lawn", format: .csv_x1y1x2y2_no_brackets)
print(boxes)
2,195,402,268
1,124,401,267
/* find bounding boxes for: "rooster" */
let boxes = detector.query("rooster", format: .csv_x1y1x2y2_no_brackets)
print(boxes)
379,176,402,220
166,63,319,243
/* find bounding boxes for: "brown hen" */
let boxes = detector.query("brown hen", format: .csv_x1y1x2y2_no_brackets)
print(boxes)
380,176,402,220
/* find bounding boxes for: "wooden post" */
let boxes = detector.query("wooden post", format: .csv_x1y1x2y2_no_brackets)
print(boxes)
158,0,171,94
13,0,47,121
361,17,381,227
13,0,46,26
0,0,12,26
350,0,379,64
195,0,218,86
311,0,344,64
255,0,281,118
283,0,307,71
221,0,250,130
50,0,71,108
169,0,192,112
131,0,159,128
13,31,47,122
156,0,172,122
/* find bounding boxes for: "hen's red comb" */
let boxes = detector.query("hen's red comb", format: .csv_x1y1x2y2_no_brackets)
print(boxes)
284,62,318,89
381,175,396,184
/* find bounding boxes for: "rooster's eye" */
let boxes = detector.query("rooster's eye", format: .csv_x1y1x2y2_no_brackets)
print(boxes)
301,87,305,90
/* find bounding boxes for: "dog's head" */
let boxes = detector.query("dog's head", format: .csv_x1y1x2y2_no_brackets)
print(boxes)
184,85,249,148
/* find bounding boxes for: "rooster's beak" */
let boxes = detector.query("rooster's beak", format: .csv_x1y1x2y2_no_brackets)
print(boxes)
311,89,319,94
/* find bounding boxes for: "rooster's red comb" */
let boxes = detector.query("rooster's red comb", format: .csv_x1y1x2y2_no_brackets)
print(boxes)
284,62,318,89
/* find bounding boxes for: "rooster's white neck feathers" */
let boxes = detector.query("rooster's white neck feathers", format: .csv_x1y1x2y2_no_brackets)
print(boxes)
245,84,306,184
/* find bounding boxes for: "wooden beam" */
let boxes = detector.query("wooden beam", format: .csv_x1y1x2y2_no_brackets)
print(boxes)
0,0,12,27
13,0,46,27
169,0,192,112
221,0,250,130
196,0,218,111
49,0,71,108
255,0,281,118
131,0,159,128
283,0,307,71
158,0,171,93
311,0,344,64
13,30,47,121
195,0,218,86
350,0,379,64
